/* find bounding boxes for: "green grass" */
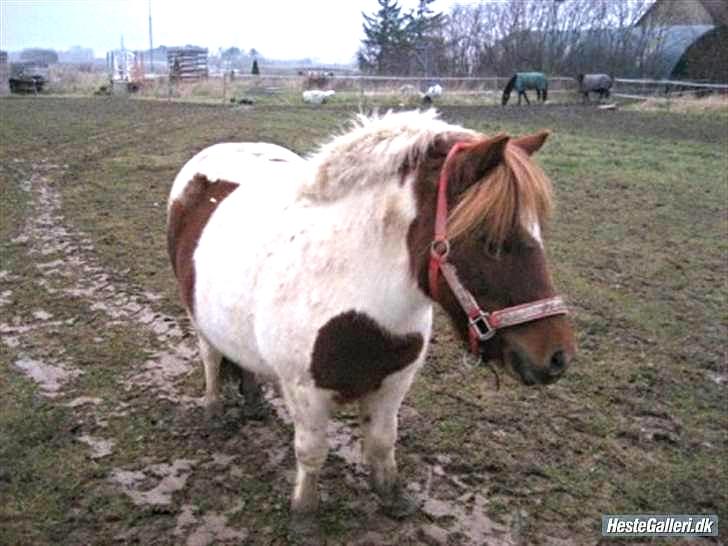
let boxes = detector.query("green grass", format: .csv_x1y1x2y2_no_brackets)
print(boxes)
1,96,726,545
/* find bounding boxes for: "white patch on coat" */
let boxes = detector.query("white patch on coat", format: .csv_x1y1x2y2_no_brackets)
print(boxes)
301,109,474,201
527,218,543,247
169,142,304,205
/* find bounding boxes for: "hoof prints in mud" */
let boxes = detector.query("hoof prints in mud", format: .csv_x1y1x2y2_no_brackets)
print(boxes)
11,355,83,397
10,159,198,406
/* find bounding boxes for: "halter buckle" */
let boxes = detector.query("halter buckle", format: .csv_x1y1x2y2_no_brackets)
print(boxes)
468,312,496,342
430,239,450,260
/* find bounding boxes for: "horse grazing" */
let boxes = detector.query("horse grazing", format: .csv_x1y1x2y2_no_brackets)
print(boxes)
577,73,613,102
167,110,575,528
502,72,548,106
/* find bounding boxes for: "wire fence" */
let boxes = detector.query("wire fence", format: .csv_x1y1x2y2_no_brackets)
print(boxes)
129,72,728,107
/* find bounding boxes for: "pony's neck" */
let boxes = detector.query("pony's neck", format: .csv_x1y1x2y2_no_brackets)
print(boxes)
504,75,516,93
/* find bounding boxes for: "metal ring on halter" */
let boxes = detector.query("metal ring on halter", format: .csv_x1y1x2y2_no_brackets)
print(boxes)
430,239,450,260
468,312,496,341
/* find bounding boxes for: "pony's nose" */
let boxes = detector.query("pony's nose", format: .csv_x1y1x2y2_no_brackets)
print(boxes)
548,350,570,376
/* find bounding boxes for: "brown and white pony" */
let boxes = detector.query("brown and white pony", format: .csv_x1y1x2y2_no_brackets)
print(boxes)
167,110,575,528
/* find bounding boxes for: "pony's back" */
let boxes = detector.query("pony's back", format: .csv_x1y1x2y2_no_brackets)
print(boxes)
169,143,303,206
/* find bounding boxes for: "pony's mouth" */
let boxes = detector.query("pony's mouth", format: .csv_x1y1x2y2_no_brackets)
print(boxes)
505,349,558,386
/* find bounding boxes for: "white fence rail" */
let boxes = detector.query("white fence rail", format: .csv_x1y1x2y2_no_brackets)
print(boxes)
138,71,728,104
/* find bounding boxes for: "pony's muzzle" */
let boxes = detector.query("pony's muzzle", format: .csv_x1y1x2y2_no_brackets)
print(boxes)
506,345,573,386
548,349,569,377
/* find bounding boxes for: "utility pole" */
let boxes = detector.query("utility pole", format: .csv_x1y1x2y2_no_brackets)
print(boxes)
148,0,154,73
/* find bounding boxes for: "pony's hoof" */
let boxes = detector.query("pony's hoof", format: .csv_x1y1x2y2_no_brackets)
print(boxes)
288,512,323,545
377,482,419,520
242,400,271,421
381,492,418,520
204,400,224,421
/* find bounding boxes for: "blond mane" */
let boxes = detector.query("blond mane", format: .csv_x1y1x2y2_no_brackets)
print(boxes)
300,110,553,248
301,110,474,201
447,143,553,247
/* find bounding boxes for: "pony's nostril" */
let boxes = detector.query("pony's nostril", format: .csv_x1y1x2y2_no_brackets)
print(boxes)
548,350,568,375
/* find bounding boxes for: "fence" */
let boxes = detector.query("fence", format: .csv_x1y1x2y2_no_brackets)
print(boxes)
126,71,728,106
611,78,728,100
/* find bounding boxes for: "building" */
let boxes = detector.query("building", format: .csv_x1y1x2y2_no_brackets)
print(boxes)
0,51,9,96
637,0,728,81
637,0,728,27
167,46,208,81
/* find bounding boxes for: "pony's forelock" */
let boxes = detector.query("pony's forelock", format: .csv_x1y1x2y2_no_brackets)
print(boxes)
447,143,553,247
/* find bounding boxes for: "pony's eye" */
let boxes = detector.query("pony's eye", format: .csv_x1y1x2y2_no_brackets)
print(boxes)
483,241,500,257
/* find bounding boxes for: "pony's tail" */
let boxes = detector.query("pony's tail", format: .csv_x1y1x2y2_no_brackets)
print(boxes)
542,86,548,102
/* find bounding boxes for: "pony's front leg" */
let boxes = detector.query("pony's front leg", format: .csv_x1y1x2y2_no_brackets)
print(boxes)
359,365,420,519
522,91,530,105
197,334,223,419
280,381,331,516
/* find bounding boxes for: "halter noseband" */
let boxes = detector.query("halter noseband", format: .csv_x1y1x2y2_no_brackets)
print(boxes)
427,141,569,354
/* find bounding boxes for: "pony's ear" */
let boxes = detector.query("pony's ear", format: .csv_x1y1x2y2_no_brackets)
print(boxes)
455,134,509,186
512,130,550,156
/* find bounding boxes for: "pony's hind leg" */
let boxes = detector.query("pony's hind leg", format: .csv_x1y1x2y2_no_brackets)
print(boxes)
359,368,420,519
197,334,224,419
238,368,269,420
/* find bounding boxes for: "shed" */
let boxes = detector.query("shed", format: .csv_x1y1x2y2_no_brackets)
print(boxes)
167,47,209,81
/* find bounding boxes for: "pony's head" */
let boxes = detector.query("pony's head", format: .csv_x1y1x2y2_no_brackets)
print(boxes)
408,128,576,385
501,75,516,106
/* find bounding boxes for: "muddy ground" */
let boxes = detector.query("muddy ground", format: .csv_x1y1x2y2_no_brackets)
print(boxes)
0,98,726,545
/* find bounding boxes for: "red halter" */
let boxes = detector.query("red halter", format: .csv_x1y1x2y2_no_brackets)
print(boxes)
428,142,569,354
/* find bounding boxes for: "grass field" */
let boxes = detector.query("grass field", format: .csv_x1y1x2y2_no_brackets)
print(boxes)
1,96,726,545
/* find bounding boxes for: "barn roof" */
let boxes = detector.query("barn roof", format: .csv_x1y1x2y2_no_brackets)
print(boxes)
652,24,717,77
637,0,728,27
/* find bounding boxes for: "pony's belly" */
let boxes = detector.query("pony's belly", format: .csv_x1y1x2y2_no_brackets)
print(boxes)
193,254,274,376
191,190,297,377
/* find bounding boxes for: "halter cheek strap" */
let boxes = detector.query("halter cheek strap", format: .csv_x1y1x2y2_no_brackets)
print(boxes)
427,141,569,354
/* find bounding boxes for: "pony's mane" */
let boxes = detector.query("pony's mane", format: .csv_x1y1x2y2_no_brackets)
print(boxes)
447,142,553,247
301,109,474,201
300,109,553,248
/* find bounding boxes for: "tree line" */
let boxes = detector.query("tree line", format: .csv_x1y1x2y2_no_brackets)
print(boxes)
358,0,678,78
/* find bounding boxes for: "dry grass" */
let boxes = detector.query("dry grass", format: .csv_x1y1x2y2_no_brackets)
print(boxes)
44,64,108,95
631,94,728,114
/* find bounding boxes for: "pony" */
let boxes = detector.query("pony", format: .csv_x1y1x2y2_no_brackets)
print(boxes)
302,89,335,105
167,110,575,531
502,72,548,106
576,73,613,102
421,83,443,106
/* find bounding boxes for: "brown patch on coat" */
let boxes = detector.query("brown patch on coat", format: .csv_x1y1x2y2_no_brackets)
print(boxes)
405,132,466,295
310,310,424,403
167,174,239,314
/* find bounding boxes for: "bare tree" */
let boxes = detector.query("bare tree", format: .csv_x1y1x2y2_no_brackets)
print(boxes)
429,0,669,78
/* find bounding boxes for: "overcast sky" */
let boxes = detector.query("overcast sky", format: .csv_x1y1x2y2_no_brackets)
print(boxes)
1,0,458,63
